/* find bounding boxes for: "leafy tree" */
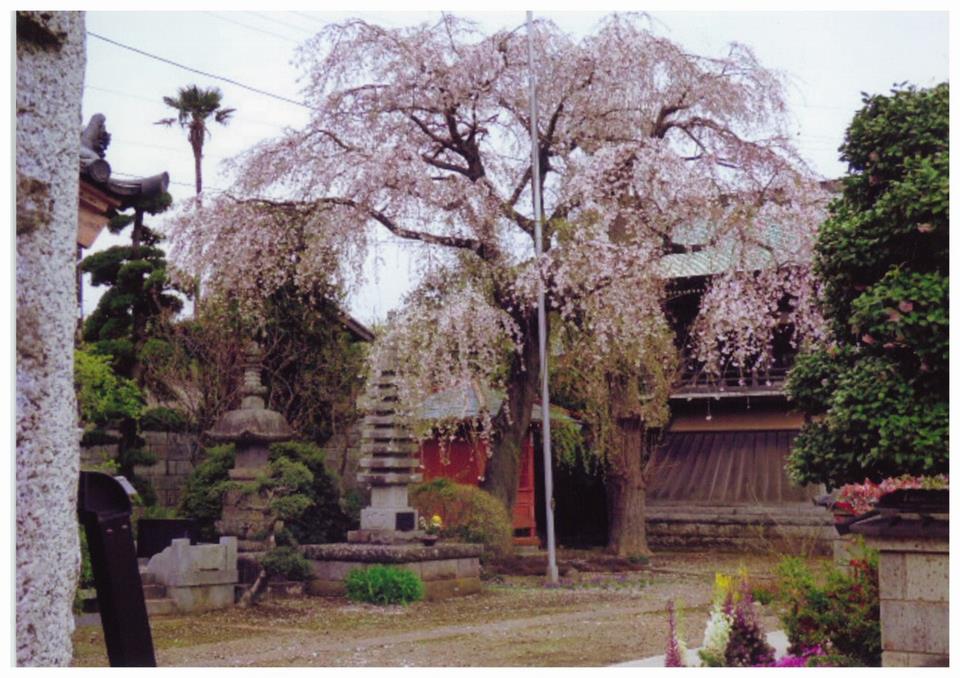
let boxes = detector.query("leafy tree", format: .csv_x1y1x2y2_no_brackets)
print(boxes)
81,191,180,378
74,347,144,432
143,285,367,448
786,83,948,488
170,15,826,553
80,191,182,502
156,84,235,196
259,285,368,446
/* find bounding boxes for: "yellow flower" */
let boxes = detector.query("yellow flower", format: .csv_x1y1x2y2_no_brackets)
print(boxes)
430,514,443,528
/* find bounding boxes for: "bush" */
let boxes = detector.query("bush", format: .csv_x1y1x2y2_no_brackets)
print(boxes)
260,546,313,581
267,442,351,544
179,441,350,543
140,406,191,432
178,444,236,541
410,478,513,557
344,565,424,605
775,543,880,666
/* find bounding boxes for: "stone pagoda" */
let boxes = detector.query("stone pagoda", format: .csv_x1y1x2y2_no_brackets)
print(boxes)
303,358,484,600
349,364,424,543
205,342,295,550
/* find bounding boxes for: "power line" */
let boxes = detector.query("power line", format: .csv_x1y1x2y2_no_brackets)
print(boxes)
247,11,317,36
85,83,293,132
203,11,301,44
87,31,312,110
289,11,330,27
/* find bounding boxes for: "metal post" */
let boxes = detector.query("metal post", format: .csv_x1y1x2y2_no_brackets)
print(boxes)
526,10,559,584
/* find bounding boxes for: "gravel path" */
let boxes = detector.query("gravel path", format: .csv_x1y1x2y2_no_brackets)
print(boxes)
72,551,796,667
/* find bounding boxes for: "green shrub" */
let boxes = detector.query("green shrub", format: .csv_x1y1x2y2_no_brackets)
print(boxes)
140,406,191,432
775,543,880,666
344,565,424,605
410,478,513,558
179,441,350,543
178,444,236,541
267,442,351,544
260,546,313,581
80,428,121,447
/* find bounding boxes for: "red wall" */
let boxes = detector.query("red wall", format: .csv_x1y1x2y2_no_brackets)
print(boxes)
419,434,538,544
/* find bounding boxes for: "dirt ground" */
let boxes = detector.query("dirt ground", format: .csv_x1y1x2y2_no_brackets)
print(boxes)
71,550,808,667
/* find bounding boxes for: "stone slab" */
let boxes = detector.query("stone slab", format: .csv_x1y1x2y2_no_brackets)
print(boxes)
880,599,949,655
360,506,418,531
883,650,949,667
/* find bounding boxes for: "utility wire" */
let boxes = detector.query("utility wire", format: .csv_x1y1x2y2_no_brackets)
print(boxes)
289,11,330,27
203,11,301,44
87,31,312,110
247,11,317,36
85,84,294,132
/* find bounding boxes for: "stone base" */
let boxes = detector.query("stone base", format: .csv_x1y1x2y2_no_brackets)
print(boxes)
166,583,236,613
360,506,419,532
302,542,483,601
347,528,427,544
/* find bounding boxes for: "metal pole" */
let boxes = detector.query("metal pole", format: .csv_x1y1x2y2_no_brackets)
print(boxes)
526,10,559,584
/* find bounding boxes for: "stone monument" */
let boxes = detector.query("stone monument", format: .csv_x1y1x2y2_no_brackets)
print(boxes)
304,361,483,600
349,366,424,542
206,342,295,551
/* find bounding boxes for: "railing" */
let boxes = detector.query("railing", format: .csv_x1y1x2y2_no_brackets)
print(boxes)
671,361,791,398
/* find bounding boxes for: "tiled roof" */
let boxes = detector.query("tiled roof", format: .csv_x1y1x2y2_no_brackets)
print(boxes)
417,382,576,426
657,222,805,279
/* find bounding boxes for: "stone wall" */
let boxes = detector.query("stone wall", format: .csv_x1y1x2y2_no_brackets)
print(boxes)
646,503,834,555
16,10,87,667
134,431,200,508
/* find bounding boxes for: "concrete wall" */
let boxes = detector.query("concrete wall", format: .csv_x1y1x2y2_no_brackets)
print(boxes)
15,10,86,666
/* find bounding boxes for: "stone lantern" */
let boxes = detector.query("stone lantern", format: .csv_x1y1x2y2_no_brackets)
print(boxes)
205,342,295,550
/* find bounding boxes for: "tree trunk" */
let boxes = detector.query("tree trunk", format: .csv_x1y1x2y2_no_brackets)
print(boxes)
482,303,541,511
605,416,652,558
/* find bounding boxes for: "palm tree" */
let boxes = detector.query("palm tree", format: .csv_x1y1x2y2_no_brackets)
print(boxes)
156,85,235,197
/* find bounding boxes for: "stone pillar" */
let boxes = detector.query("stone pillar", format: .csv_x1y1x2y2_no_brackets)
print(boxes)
848,490,949,667
872,536,949,666
16,11,86,666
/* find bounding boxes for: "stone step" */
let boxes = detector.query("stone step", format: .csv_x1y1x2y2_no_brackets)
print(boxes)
359,442,419,455
358,472,423,485
145,598,177,616
142,583,167,600
359,457,419,469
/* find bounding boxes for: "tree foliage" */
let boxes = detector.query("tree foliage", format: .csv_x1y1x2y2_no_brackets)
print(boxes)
786,83,948,487
81,191,181,378
170,14,826,510
157,84,235,195
80,192,181,503
74,347,144,427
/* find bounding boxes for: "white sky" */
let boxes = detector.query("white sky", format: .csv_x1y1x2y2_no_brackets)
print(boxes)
77,6,950,325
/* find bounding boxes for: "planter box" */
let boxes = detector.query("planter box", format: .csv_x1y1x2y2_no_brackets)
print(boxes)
302,542,483,601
